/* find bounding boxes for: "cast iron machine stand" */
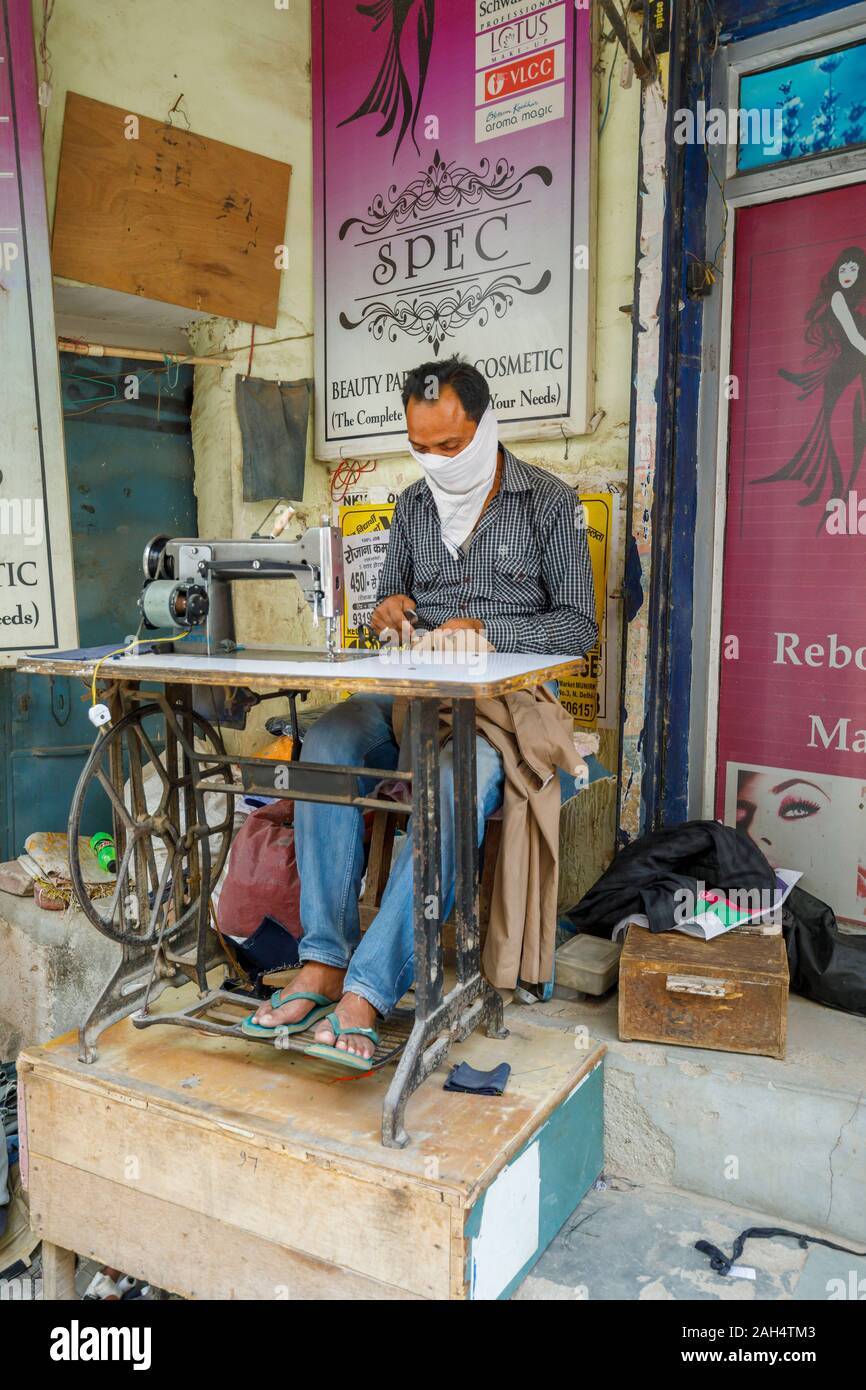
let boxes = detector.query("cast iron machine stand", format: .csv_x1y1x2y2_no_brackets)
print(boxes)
67,678,506,1147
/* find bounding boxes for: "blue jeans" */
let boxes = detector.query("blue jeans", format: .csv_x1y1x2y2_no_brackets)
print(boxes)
294,694,505,1017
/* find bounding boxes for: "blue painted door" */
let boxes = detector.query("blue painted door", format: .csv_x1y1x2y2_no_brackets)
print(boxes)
0,353,197,858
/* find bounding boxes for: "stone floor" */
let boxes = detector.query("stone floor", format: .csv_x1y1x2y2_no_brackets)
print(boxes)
513,1175,866,1301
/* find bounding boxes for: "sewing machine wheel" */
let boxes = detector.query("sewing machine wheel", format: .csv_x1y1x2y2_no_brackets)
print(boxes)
68,701,233,947
141,533,171,580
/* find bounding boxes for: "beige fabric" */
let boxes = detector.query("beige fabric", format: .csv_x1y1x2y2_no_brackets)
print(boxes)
393,660,585,989
406,627,491,658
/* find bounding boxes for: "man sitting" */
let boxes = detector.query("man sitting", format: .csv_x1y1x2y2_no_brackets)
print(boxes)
249,357,597,1061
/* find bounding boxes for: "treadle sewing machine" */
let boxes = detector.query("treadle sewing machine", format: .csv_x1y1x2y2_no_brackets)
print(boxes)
18,521,585,1147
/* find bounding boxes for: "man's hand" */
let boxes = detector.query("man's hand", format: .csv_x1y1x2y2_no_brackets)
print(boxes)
435,618,485,633
371,593,417,643
412,619,493,658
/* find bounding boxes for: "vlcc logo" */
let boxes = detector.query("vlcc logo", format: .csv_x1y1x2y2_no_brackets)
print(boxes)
483,48,558,102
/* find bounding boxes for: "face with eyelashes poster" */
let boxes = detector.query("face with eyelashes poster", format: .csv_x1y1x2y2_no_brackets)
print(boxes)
716,181,866,925
723,765,866,925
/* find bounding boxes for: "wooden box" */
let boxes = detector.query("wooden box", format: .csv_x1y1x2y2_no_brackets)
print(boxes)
18,995,605,1301
618,924,789,1059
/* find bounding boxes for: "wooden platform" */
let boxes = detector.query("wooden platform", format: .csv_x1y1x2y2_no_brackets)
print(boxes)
17,993,605,1300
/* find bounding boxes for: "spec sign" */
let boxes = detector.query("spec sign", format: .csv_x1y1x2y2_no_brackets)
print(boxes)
312,0,595,458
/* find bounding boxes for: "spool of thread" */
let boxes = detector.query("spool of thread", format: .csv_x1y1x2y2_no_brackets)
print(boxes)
90,832,117,875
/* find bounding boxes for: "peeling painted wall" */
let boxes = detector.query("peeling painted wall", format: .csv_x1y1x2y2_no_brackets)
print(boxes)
35,0,644,893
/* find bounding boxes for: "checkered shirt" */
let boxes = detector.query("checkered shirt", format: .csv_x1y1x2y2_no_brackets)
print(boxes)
376,447,598,655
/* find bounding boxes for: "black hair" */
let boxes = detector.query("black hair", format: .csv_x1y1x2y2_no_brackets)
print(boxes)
805,245,866,354
401,355,491,422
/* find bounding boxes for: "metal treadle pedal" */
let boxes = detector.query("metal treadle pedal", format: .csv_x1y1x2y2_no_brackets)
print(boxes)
132,986,413,1071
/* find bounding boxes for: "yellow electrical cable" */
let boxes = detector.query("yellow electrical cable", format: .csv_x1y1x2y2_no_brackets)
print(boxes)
91,629,191,708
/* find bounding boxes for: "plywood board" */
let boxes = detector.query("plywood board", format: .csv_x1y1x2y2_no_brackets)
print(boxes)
30,1159,419,1301
20,1002,603,1200
24,1071,453,1298
51,94,291,327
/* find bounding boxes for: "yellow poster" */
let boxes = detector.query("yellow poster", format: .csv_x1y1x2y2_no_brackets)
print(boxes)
558,493,617,730
338,501,396,647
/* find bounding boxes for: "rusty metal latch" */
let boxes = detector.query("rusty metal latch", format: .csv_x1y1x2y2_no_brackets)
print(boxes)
666,974,728,998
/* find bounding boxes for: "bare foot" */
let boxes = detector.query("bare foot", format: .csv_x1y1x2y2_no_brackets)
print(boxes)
312,992,378,1061
253,962,344,1029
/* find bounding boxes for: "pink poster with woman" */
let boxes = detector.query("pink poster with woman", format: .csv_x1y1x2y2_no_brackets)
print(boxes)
717,182,866,924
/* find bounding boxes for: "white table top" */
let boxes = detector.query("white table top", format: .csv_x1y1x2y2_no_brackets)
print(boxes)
18,645,586,699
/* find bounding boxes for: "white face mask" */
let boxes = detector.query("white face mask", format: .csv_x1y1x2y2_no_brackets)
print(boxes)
407,403,499,557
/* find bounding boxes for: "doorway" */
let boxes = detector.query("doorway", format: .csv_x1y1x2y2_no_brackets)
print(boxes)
691,7,866,928
0,356,197,859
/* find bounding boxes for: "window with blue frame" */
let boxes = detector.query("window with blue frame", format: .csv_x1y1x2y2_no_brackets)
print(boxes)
738,39,866,170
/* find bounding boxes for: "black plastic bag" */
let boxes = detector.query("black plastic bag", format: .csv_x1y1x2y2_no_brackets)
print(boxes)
784,885,866,1017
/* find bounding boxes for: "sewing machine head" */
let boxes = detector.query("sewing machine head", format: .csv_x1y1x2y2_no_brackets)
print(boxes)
139,525,345,658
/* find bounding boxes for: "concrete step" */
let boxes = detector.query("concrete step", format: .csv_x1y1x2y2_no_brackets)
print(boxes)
511,992,866,1244
0,892,120,1058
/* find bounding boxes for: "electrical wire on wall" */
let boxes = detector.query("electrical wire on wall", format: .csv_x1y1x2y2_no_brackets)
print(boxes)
61,363,179,419
598,36,620,138
37,0,55,133
194,331,314,361
164,93,192,131
598,0,647,140
700,0,728,276
329,456,378,505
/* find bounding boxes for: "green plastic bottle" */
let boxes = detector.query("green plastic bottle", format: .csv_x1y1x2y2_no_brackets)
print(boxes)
90,832,117,875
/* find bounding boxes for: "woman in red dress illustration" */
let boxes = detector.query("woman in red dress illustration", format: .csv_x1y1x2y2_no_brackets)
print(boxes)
754,245,866,511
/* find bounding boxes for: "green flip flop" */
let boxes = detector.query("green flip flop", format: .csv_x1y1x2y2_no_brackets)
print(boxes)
302,1011,380,1071
241,990,335,1039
